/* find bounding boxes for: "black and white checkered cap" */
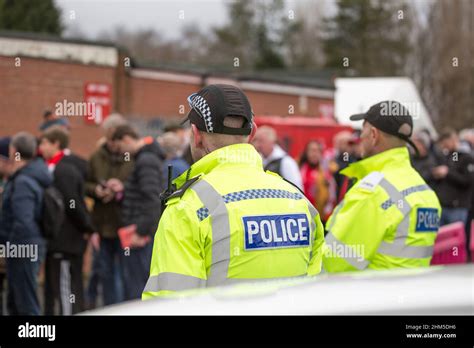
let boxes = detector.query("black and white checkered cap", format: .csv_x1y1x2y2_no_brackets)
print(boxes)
181,84,253,135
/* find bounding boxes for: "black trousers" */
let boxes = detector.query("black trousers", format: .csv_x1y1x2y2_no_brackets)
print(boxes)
44,252,84,315
0,272,6,315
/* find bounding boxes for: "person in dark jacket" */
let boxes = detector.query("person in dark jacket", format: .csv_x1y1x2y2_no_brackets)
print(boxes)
431,129,474,226
111,125,164,300
0,137,11,315
460,129,474,260
0,132,52,315
329,131,359,203
85,114,134,306
410,131,441,188
39,127,94,315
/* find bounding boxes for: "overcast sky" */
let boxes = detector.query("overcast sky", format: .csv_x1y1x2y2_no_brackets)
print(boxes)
56,0,230,39
56,0,431,41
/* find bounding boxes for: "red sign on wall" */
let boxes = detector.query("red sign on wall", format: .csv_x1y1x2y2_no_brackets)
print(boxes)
84,82,112,125
318,103,335,119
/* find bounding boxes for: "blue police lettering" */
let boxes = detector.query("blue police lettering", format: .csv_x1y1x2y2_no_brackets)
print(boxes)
415,208,439,232
243,214,310,250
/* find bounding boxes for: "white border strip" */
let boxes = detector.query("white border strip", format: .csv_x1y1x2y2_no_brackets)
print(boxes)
0,37,118,67
204,77,240,86
131,69,202,84
240,81,334,99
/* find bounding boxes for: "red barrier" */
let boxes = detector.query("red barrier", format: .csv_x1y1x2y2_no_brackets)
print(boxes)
430,221,467,265
470,220,474,262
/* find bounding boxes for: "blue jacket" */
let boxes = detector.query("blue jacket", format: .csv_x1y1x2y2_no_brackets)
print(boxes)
163,157,190,183
0,158,52,245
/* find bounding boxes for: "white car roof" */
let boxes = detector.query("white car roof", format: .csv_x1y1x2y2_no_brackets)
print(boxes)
85,265,474,315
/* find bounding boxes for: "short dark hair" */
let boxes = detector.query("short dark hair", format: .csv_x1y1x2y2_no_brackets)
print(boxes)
11,132,37,160
112,125,139,141
41,126,70,150
43,110,53,119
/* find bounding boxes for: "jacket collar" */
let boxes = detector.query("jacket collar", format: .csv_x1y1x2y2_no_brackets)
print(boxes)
341,146,410,180
174,143,262,188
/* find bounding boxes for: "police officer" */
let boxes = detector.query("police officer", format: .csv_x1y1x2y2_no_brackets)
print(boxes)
142,84,325,298
323,101,441,272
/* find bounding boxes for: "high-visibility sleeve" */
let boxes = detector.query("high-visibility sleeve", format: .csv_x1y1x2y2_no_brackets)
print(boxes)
323,188,390,273
142,199,207,299
307,214,325,276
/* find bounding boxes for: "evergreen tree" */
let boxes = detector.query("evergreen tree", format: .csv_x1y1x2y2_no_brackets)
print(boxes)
212,0,286,70
323,0,413,76
0,0,63,36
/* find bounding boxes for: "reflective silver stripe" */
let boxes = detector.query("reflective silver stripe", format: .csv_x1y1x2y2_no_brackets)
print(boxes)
379,213,433,259
59,260,72,316
378,179,411,215
377,179,434,259
143,272,206,293
306,201,318,234
192,180,231,287
303,198,319,260
327,200,344,232
325,232,370,270
381,184,432,210
378,239,434,259
396,212,411,238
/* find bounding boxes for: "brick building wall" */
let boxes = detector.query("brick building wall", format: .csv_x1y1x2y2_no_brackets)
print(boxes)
0,34,335,159
244,90,333,118
0,55,115,157
126,76,200,119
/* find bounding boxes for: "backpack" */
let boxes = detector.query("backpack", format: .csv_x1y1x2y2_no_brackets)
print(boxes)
41,186,65,240
8,175,65,240
264,157,284,176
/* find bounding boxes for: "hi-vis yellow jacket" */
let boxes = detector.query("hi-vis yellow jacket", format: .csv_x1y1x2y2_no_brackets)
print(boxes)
323,147,441,273
142,144,325,299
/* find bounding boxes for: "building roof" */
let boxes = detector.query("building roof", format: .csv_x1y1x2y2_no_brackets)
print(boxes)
0,30,334,91
0,30,119,49
0,30,120,67
134,60,335,90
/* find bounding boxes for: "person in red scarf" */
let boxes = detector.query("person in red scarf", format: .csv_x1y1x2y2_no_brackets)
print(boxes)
39,126,94,315
299,140,337,224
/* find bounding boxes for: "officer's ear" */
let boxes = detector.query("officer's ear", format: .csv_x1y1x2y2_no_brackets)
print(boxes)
370,125,380,147
191,124,203,148
248,122,258,143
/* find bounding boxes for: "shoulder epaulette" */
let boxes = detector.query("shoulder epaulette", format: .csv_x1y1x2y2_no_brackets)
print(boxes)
357,171,384,192
164,175,201,202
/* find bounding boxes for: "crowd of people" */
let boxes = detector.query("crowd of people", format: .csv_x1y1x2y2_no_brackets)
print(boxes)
0,108,472,315
254,125,474,234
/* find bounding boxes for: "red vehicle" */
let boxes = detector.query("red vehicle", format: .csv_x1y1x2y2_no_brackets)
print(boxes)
254,115,353,159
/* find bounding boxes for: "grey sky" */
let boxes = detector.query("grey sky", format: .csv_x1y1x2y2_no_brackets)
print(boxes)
56,0,431,40
57,0,229,39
